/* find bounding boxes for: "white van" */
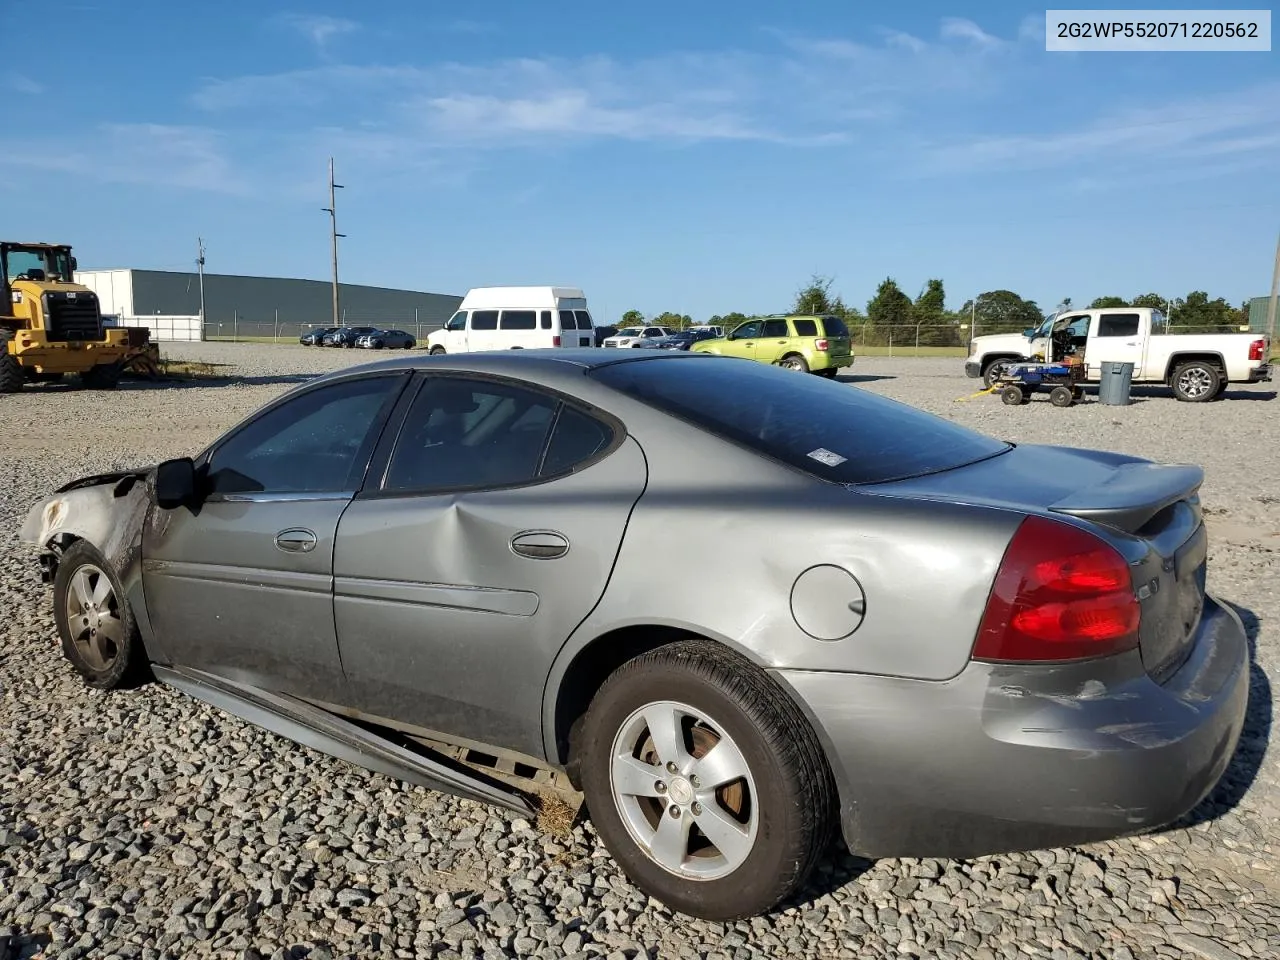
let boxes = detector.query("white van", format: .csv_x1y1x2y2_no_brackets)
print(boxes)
426,286,597,354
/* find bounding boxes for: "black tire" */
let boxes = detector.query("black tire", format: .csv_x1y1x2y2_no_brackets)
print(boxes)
0,328,23,394
430,346,446,356
372,341,384,349
52,541,149,690
404,341,415,349
1049,385,1074,407
1001,385,1024,406
779,354,809,373
81,362,122,390
983,359,1016,389
1212,380,1229,400
1170,361,1221,402
578,640,835,921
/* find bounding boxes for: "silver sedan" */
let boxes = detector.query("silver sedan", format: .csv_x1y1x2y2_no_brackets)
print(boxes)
19,349,1249,920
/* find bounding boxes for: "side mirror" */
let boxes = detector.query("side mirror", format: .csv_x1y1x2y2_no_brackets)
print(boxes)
155,457,197,510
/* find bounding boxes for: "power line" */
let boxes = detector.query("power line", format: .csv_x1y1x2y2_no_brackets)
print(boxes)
322,157,345,328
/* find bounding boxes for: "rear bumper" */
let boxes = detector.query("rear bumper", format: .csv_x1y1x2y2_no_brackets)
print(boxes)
775,593,1249,860
964,361,981,378
1246,363,1272,383
815,354,855,371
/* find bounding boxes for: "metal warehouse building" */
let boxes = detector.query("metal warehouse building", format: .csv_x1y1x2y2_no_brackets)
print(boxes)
74,268,463,341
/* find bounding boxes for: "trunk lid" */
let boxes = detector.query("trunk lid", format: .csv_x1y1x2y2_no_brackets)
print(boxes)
861,444,1207,681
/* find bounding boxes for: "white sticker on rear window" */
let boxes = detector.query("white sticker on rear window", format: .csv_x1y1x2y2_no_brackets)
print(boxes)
807,447,847,467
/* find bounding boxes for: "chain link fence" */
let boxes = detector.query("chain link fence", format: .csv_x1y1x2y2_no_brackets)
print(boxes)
201,313,1258,357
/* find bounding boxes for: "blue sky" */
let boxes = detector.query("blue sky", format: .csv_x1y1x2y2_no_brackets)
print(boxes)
3,1,1277,321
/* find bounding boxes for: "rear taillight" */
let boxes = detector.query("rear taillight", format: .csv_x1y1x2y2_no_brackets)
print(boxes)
815,338,829,351
1249,338,1266,361
972,515,1139,663
552,335,561,346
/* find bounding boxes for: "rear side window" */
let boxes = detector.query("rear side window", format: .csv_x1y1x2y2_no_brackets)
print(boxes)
540,311,552,329
792,318,818,337
574,310,594,329
542,406,614,476
500,310,537,330
559,310,578,330
819,316,850,338
761,319,788,337
591,359,1010,485
1097,313,1140,337
471,311,498,330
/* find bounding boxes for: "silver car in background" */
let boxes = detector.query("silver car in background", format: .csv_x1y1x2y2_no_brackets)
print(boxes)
19,349,1249,920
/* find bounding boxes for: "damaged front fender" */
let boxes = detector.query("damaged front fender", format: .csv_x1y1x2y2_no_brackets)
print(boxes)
18,466,166,661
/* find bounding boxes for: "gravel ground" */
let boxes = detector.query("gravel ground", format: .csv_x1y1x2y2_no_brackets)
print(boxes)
1,344,1277,960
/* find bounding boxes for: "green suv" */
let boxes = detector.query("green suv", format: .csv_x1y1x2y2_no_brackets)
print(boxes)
691,314,855,377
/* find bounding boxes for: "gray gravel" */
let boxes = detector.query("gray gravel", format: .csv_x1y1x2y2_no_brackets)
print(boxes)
2,344,1277,959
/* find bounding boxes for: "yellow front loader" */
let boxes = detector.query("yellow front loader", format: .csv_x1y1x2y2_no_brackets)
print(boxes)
1,241,157,393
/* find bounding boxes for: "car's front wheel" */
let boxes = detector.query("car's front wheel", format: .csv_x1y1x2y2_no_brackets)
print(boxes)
52,541,149,690
578,640,834,920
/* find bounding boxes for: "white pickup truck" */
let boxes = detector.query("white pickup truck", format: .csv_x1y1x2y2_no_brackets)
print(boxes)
964,307,1272,401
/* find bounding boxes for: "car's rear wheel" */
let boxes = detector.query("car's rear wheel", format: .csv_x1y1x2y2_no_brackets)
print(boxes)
578,640,834,920
1171,361,1220,402
52,541,149,690
779,354,809,372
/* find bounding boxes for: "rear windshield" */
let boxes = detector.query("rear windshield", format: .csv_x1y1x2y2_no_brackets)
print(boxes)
590,358,1010,484
574,310,594,329
559,310,578,330
820,316,850,337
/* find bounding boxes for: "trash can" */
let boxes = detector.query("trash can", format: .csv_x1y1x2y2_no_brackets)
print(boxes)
1098,361,1134,406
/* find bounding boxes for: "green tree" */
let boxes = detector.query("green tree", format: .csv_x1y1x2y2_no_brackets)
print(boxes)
912,279,946,323
866,278,913,328
711,312,750,328
1089,296,1128,308
959,290,1045,333
1131,293,1168,311
793,274,838,315
1169,291,1237,331
619,309,645,326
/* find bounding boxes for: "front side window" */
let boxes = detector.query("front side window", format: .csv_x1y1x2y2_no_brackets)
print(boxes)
206,376,403,495
731,321,762,340
383,378,615,493
446,312,467,332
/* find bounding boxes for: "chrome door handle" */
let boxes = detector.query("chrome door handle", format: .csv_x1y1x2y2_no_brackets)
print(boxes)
511,530,569,559
275,528,317,553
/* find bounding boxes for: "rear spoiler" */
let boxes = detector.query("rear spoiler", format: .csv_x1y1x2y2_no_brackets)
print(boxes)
1048,462,1204,534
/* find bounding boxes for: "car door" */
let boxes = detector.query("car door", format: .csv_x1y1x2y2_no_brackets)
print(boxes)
753,318,792,364
719,319,762,359
142,371,412,702
332,372,648,758
1085,311,1146,378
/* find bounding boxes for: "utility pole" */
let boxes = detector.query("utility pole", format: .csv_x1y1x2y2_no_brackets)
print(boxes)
1267,230,1279,343
322,157,345,328
196,237,207,326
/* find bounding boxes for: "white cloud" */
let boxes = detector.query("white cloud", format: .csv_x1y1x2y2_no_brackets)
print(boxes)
913,82,1280,176
0,123,248,194
4,73,43,94
275,13,358,52
940,17,1003,48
